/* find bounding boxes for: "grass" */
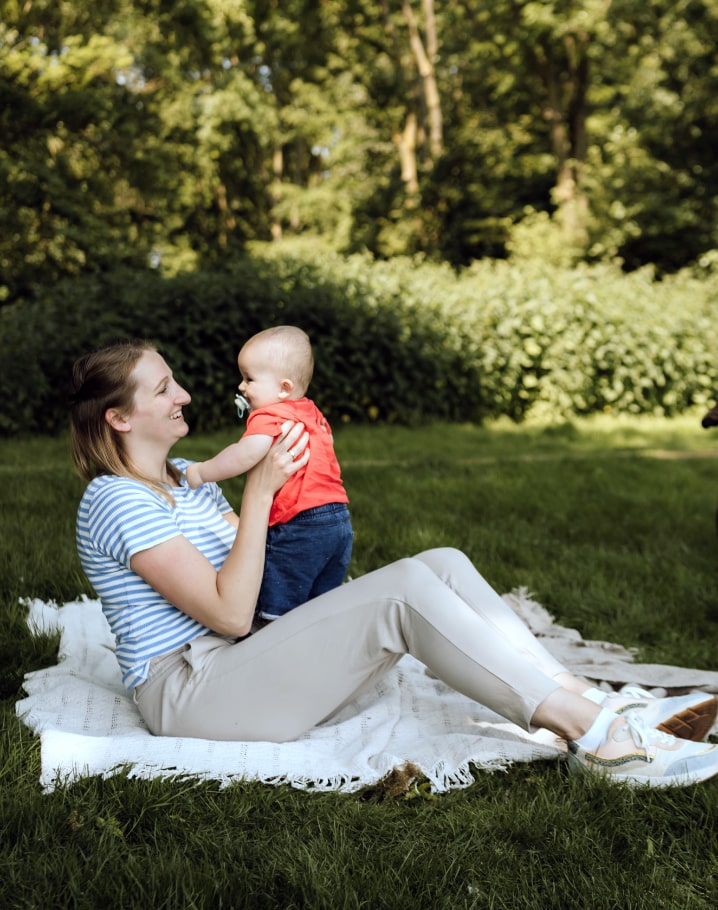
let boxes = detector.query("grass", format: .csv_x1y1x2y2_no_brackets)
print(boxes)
3,414,718,908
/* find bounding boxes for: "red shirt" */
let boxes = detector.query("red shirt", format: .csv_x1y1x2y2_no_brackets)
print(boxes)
243,398,349,526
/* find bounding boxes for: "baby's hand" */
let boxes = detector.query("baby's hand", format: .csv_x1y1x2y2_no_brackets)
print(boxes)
186,463,204,489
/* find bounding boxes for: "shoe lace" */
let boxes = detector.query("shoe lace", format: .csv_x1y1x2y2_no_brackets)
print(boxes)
622,714,675,760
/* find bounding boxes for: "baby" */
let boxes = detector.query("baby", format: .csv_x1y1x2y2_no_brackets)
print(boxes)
186,326,353,621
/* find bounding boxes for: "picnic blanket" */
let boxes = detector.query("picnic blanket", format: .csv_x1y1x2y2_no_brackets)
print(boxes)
16,592,718,794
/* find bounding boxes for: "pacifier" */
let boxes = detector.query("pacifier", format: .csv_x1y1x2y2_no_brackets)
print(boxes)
234,393,250,419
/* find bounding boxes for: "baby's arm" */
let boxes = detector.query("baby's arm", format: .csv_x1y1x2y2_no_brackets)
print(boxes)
186,435,274,488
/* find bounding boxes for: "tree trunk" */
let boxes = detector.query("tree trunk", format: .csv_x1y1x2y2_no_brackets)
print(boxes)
215,181,236,249
539,37,590,248
402,0,443,160
270,145,283,241
394,111,419,196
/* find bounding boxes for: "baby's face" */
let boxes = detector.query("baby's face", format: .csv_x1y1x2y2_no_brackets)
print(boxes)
237,342,284,411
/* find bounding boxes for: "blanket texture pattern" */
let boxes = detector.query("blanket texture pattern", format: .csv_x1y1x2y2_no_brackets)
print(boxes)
16,592,718,793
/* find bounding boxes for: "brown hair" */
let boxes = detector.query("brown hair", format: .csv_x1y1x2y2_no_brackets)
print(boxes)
70,339,181,499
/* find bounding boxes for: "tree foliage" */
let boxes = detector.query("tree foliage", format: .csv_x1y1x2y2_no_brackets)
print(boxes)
1,0,718,302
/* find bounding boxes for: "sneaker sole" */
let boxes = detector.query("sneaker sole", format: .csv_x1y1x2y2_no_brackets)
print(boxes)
566,750,718,788
656,697,718,742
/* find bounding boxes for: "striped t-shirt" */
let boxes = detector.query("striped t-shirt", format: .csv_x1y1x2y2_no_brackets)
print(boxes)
75,458,236,689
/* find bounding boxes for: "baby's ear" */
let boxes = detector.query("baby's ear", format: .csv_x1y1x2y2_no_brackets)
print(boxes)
278,378,294,399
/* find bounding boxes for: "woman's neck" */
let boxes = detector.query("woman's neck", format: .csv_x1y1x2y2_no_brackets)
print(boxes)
124,443,176,487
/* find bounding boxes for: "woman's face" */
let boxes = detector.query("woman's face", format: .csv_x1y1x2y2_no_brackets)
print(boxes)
123,351,192,445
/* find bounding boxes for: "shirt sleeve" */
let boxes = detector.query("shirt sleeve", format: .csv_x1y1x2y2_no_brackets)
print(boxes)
173,458,234,515
244,411,284,438
203,479,234,515
86,479,183,568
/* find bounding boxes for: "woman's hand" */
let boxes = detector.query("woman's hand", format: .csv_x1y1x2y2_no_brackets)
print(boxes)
247,420,310,495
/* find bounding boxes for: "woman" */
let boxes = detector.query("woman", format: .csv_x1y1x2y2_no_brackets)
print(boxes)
71,339,718,788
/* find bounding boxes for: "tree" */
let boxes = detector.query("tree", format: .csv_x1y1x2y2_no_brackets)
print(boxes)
0,6,165,300
2,0,718,295
432,0,614,262
583,0,718,269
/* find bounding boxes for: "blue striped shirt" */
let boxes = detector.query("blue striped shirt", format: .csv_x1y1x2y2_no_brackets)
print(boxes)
75,458,236,689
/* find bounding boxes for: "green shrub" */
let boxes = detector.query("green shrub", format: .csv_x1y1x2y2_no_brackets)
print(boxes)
1,248,717,436
450,259,718,421
0,255,479,435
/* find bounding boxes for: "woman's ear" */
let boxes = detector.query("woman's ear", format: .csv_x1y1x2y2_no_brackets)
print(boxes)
105,408,131,433
278,378,294,400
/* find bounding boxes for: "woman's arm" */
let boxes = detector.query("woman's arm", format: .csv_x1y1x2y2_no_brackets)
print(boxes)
131,422,309,637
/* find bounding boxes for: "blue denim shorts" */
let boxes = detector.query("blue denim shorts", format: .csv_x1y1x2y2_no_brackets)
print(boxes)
257,502,353,620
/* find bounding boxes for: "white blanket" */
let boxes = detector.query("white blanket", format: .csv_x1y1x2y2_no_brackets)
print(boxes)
16,592,718,794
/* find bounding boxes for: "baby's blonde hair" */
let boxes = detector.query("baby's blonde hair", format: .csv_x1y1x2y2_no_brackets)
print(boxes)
244,325,314,394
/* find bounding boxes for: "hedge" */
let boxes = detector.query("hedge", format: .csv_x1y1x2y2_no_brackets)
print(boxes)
1,247,717,436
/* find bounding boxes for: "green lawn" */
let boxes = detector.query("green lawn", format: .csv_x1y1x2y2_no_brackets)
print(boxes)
3,415,718,909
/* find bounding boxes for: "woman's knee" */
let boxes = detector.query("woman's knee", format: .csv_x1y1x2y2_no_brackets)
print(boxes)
374,555,450,603
393,554,439,585
413,547,473,579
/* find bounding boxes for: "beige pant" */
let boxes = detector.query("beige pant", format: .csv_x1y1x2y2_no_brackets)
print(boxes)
133,548,567,742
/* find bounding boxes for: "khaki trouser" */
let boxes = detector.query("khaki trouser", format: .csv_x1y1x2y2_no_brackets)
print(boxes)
133,548,566,742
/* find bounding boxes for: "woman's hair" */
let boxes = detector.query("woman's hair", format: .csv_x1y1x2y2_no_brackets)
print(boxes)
70,339,181,499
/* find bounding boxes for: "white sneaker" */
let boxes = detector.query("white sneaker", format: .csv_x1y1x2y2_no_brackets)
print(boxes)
605,686,718,741
568,714,718,787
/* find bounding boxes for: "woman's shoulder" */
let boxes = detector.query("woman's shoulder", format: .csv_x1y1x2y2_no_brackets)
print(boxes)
83,473,142,494
83,459,192,495
80,473,170,511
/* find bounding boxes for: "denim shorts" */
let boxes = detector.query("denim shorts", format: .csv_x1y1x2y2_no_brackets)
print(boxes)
257,502,353,620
